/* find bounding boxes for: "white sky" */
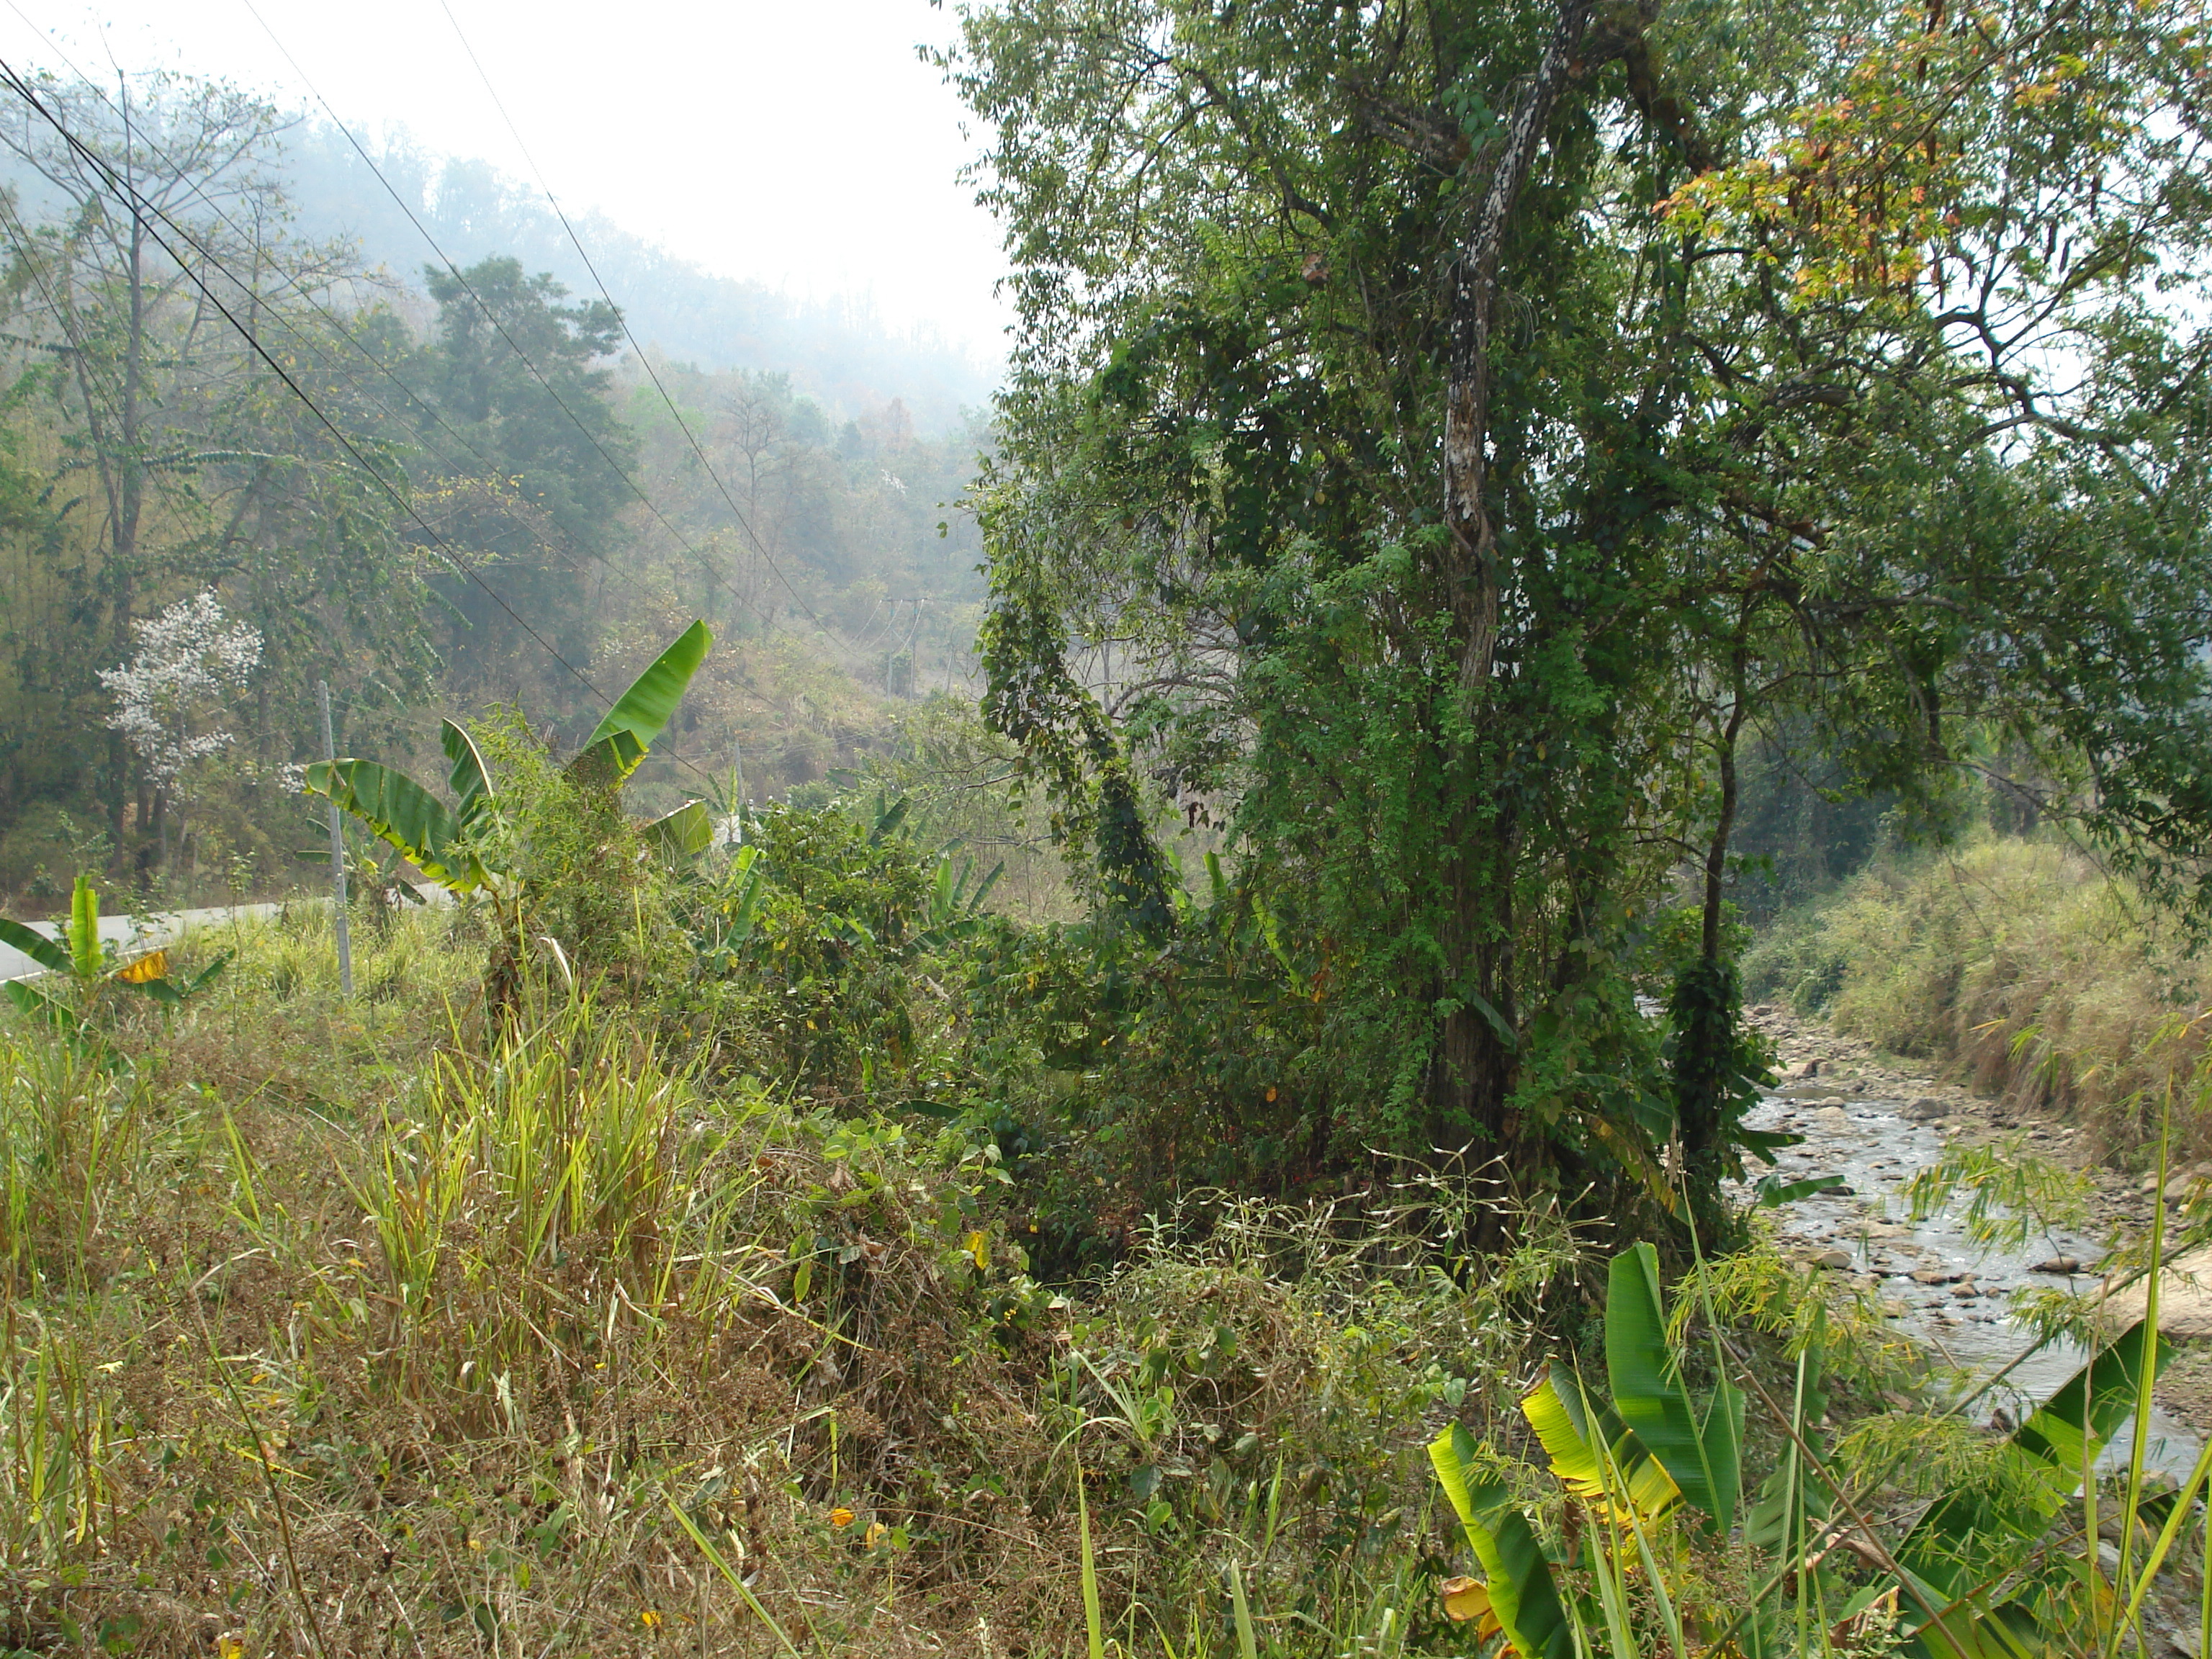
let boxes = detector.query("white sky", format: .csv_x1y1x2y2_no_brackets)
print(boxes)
0,0,1014,363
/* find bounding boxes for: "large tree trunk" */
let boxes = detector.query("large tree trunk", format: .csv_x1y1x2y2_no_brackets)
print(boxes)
1426,0,1595,1150
1432,801,1520,1151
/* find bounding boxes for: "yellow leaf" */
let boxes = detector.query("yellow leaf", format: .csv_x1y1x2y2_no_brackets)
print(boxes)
1521,1372,1680,1525
863,1521,888,1548
1439,1576,1501,1637
113,949,168,984
966,1230,990,1271
830,1506,855,1529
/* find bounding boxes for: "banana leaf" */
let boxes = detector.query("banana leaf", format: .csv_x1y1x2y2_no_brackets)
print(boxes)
567,621,711,788
0,916,69,976
305,758,483,891
1607,1241,1743,1534
2,977,71,1028
644,800,714,859
131,951,230,1007
112,948,167,984
1521,1367,1681,1524
868,793,911,845
68,874,101,980
441,719,497,830
1899,1317,2162,1608
1429,1422,1573,1659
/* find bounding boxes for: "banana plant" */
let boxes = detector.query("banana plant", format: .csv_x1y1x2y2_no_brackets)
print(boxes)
1894,1317,2167,1658
0,873,228,1038
305,621,714,892
1430,1242,2182,1658
1431,1244,1737,1658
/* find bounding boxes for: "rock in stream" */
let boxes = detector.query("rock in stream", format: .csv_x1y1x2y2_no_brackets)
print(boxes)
1730,1012,2203,1480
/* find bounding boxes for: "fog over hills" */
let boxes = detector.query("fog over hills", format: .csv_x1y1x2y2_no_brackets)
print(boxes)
279,123,1003,433
0,109,1002,431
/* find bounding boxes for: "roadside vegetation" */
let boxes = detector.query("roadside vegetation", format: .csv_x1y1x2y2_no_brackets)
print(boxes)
5,0,2212,1647
6,667,2212,1655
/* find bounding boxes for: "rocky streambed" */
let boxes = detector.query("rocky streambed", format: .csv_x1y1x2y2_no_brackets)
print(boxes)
1734,1005,2206,1480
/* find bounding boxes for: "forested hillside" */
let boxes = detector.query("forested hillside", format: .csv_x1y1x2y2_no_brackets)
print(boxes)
9,4,2212,1655
279,124,1002,430
0,69,1000,902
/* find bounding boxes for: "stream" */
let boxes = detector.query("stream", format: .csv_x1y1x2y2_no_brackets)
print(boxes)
1732,1082,2203,1481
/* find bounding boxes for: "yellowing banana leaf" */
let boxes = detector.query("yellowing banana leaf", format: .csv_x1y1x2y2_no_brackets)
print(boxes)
112,948,167,984
1429,1422,1572,1659
644,800,714,860
131,951,228,1007
1439,1575,1503,1637
1607,1241,1742,1534
306,759,484,891
0,915,70,976
567,621,711,788
441,719,497,830
1521,1367,1681,1524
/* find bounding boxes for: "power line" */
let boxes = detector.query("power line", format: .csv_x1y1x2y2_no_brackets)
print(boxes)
0,55,730,793
0,18,784,646
428,0,851,644
235,0,811,642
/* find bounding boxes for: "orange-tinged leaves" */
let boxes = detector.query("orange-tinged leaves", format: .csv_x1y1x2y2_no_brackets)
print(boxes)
112,949,168,984
1439,1575,1503,1639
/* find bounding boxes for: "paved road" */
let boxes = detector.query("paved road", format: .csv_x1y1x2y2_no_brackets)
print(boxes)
0,901,288,982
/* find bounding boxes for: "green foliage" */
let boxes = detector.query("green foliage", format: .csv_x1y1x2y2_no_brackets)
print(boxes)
692,796,1004,1101
302,757,487,892
1430,1423,1574,1659
306,624,716,1017
1668,957,1777,1242
948,0,2212,1229
1606,1243,1744,1536
568,619,713,788
0,873,226,1047
1431,1234,2204,1659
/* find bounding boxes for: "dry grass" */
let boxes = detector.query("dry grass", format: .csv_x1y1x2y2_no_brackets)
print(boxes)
0,907,1091,1657
0,907,1586,1658
1744,833,2212,1157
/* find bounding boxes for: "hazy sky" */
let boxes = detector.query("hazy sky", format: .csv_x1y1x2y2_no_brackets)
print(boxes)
0,0,1014,362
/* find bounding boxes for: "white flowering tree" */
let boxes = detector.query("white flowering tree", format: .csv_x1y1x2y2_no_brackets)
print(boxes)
97,590,263,868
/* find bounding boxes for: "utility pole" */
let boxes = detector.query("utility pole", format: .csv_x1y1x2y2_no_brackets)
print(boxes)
318,680,353,997
732,737,745,848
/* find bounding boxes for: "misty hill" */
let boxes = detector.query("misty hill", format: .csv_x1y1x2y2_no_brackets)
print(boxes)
280,124,1002,432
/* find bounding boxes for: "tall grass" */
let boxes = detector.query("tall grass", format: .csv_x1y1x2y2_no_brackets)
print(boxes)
1745,833,2208,1153
3,900,2208,1655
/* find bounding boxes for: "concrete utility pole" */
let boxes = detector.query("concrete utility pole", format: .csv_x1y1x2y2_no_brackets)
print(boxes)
732,737,746,848
318,680,353,997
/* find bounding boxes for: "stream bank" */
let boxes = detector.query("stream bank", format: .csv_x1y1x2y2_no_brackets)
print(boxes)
1736,1004,2210,1474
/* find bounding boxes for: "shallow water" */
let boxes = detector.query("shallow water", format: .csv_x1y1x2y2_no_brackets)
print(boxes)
1732,1088,2203,1482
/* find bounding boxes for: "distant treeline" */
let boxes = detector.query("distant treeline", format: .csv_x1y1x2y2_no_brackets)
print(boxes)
0,68,996,902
